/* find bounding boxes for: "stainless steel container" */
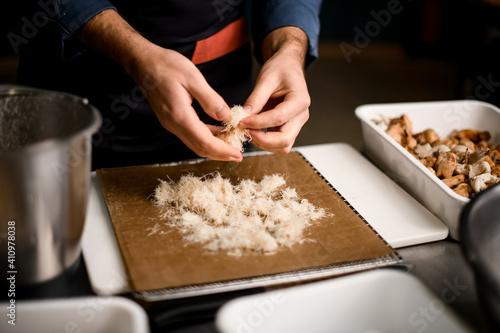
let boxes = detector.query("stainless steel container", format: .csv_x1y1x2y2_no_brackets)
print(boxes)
0,86,101,284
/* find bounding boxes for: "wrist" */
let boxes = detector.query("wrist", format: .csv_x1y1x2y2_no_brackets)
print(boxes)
261,26,309,67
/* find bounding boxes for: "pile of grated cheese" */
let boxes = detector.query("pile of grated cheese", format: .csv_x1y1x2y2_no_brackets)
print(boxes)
151,172,326,256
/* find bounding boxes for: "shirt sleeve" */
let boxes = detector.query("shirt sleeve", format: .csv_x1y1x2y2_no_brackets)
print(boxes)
54,0,117,59
252,0,322,68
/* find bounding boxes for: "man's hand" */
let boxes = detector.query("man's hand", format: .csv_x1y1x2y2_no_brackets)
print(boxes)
77,9,243,162
128,44,244,162
240,26,310,154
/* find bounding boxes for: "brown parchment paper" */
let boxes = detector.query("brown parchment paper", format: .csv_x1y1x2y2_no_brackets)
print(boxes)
96,152,400,294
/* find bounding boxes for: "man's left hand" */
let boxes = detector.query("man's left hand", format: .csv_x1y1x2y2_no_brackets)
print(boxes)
240,26,310,154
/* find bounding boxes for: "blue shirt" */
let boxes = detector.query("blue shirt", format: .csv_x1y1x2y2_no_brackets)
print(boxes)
53,0,322,67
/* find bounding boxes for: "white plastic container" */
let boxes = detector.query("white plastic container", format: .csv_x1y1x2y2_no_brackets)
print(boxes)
0,296,149,333
355,100,500,240
216,269,473,333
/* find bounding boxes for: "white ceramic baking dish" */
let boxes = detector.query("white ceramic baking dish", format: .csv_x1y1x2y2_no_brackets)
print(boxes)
355,100,500,240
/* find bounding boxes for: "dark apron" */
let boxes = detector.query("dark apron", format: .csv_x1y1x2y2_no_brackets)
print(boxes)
17,0,253,169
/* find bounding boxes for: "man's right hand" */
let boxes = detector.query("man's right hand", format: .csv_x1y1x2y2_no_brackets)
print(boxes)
77,9,243,162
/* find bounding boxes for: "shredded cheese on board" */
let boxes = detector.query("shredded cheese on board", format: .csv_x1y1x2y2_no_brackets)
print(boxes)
151,173,326,256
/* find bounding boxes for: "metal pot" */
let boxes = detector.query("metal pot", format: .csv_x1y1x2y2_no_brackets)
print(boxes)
0,86,101,285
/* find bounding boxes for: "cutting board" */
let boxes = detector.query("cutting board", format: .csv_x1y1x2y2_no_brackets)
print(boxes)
82,143,448,296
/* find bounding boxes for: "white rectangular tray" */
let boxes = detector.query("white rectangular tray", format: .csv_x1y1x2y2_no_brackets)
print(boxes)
82,143,448,296
216,269,473,333
0,296,149,333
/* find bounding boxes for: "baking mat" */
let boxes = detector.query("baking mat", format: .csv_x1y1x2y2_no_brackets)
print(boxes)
96,152,401,300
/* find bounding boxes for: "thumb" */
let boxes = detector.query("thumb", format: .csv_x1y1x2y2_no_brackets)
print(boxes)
187,73,230,121
243,77,274,115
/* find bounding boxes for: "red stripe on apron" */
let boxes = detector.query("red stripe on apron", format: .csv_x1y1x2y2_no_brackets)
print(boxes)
191,17,249,65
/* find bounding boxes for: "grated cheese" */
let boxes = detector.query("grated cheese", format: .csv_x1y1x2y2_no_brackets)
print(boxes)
151,173,327,255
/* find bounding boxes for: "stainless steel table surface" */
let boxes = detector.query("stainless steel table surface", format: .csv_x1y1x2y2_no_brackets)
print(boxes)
397,239,488,332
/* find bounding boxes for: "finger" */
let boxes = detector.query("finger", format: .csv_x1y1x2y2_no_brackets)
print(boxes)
243,74,276,115
168,106,243,161
248,108,309,154
206,124,226,135
185,71,231,121
181,123,243,161
240,95,305,130
249,129,294,155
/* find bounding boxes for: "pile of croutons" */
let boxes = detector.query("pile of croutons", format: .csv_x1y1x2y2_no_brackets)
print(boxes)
378,114,500,198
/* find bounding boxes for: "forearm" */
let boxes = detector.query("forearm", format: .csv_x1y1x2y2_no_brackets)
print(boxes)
75,9,152,79
261,26,309,69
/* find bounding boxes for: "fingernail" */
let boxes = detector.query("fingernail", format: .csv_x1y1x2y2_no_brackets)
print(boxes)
243,105,252,112
231,153,243,162
215,104,230,120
